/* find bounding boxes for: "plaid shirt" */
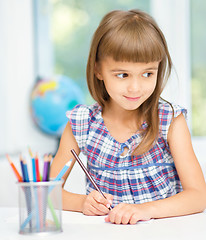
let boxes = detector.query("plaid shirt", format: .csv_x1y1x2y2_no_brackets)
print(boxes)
66,100,187,206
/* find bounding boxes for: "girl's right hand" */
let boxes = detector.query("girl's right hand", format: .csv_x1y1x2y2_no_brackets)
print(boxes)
82,190,113,216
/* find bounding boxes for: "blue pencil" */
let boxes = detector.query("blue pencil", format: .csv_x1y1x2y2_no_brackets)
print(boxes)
20,155,32,230
28,147,36,182
23,160,30,182
20,158,26,182
31,157,37,182
28,148,40,231
54,159,73,181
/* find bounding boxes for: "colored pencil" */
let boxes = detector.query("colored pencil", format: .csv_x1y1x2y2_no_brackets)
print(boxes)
42,154,49,182
71,149,112,210
42,154,49,228
20,156,26,182
54,159,73,181
35,153,41,182
28,148,37,182
47,154,52,181
35,153,44,229
28,148,40,231
6,154,23,182
22,159,30,182
21,155,32,229
47,196,61,229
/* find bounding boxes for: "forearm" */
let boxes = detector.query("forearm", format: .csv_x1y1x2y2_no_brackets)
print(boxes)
148,189,206,219
62,189,87,212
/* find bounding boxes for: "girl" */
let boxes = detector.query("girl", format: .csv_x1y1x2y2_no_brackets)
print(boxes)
50,9,206,224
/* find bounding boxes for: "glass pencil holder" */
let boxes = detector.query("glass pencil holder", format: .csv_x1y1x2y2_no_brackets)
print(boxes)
17,180,63,235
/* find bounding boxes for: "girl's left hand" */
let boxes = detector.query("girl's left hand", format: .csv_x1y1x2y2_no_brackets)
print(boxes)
105,203,152,225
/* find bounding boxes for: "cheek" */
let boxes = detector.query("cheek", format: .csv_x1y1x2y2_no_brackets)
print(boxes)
144,80,157,96
149,80,157,91
103,78,120,92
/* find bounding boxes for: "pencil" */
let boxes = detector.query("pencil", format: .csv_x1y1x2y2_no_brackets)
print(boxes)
20,155,26,182
42,154,49,182
54,159,73,181
42,154,49,228
20,155,32,229
35,153,43,229
47,154,52,181
28,147,37,182
70,149,112,210
28,147,40,231
35,153,40,182
22,159,30,182
6,154,23,182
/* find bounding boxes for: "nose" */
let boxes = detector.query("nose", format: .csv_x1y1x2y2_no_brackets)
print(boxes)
127,78,141,92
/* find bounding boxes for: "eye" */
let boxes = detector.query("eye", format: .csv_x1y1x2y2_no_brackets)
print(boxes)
142,72,152,78
116,73,128,79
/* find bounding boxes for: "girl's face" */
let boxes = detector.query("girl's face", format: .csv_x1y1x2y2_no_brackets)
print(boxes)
95,57,159,112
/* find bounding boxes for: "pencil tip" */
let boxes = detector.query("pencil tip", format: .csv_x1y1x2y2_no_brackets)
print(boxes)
19,154,23,161
6,154,12,163
28,147,33,158
48,154,53,161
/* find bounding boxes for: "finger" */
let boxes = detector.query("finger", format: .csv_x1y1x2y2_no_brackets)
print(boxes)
92,202,110,214
129,213,139,225
112,211,123,224
104,193,114,202
105,215,110,223
84,191,110,215
84,202,106,216
89,195,110,215
89,205,105,215
121,213,131,225
93,192,112,209
104,193,113,207
107,203,126,224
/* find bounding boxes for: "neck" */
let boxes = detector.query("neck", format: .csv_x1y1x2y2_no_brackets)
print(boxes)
102,101,141,126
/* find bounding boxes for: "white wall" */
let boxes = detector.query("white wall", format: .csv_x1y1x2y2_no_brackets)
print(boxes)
0,0,57,156
151,0,191,122
151,0,206,164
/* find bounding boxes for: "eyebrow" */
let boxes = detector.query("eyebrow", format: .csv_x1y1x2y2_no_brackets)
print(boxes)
110,67,158,72
110,69,128,72
144,67,159,71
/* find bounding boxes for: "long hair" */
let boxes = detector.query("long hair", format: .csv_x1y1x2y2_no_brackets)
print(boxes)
86,9,172,155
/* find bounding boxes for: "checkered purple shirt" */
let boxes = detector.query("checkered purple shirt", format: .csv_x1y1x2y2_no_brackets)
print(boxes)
66,100,187,206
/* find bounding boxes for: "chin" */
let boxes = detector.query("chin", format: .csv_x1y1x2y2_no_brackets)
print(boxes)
123,105,140,111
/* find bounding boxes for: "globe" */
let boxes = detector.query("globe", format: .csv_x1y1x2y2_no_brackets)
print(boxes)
31,75,84,136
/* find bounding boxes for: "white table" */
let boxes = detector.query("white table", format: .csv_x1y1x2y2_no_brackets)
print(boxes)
0,207,206,240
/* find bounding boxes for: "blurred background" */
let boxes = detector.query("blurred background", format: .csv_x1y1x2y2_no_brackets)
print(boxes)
0,0,205,205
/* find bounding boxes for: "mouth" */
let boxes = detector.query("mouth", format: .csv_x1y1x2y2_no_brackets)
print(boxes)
124,96,141,101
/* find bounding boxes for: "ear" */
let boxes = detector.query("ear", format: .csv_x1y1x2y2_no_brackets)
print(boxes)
94,62,103,80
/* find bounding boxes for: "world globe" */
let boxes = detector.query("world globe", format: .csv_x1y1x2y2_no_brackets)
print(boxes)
31,75,84,136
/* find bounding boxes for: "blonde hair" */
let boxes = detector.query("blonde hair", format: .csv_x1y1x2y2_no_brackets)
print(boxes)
86,9,172,155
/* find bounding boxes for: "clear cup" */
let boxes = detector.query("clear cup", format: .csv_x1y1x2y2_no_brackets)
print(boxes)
17,180,63,235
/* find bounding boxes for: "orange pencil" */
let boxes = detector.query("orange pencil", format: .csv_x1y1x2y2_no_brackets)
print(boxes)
6,154,23,182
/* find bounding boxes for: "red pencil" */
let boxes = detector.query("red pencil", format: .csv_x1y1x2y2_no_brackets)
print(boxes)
35,153,41,182
6,154,23,182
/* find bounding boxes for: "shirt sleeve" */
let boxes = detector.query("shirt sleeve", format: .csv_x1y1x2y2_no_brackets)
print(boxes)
159,101,187,142
66,104,91,151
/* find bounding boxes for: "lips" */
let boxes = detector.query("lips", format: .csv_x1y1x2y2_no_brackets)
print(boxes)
124,96,141,101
